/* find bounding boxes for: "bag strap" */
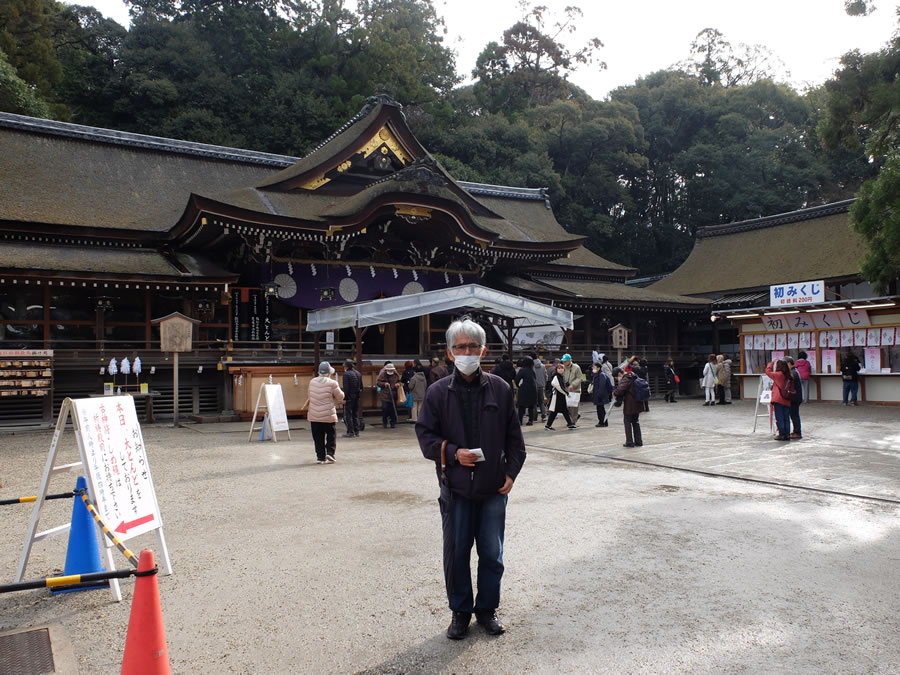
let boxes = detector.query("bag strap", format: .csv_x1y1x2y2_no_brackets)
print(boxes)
440,439,448,484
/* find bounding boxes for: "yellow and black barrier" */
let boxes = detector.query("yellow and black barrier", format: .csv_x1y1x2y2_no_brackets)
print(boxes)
0,491,76,506
0,565,157,594
74,488,140,568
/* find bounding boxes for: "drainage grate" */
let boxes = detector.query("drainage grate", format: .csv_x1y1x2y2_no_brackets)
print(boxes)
0,628,55,675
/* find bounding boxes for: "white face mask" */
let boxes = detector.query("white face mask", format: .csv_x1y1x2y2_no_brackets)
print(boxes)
453,354,481,376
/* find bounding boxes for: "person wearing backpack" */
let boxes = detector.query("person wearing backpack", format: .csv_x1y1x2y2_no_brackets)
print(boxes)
765,359,795,441
784,356,803,439
613,366,645,448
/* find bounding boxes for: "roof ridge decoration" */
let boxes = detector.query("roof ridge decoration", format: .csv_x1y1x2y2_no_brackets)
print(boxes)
298,94,404,164
457,181,551,207
367,156,447,189
698,199,855,238
0,112,297,167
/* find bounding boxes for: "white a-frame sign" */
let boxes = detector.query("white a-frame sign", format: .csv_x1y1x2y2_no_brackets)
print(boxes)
248,383,291,442
16,395,172,601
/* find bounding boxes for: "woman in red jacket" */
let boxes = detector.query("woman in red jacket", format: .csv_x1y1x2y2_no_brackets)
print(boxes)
765,360,793,441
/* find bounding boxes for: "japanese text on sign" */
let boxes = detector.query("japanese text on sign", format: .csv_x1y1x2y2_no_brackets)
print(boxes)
73,396,161,542
769,280,824,307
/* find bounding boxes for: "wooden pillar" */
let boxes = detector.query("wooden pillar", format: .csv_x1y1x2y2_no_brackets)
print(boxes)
314,331,321,366
145,288,152,349
628,315,638,354
355,324,363,370
42,285,50,348
95,307,105,352
584,312,593,350
506,318,514,359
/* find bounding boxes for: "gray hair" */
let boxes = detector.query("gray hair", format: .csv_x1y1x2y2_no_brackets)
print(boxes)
446,316,486,350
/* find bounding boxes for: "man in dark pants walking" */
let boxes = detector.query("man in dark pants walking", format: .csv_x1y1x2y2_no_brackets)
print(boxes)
342,359,363,437
613,366,644,448
416,316,526,640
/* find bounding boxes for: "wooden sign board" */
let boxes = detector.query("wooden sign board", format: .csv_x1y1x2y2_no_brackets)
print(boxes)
159,316,194,352
608,323,630,349
16,396,172,601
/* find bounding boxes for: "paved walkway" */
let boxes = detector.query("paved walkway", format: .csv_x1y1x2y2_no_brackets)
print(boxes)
531,398,900,503
1,396,898,673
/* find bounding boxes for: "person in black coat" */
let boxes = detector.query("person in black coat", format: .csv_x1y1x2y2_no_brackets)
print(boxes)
513,356,538,425
491,354,517,387
545,362,575,430
590,361,614,427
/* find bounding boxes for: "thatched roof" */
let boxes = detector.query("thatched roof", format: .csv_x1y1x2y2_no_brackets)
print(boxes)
538,278,710,307
0,113,283,232
0,241,234,280
651,201,866,296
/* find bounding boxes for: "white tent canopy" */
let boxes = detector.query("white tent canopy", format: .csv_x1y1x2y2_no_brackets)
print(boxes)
305,284,574,332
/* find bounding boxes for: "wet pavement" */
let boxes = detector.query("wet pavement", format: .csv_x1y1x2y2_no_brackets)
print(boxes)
1,397,898,673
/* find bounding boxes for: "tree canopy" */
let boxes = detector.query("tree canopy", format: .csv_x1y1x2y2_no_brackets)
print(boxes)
0,0,890,281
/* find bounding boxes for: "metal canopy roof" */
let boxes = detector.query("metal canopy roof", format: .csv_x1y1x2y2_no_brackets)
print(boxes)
306,284,574,332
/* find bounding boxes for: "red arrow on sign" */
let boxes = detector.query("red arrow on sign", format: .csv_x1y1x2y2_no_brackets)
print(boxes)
115,513,155,534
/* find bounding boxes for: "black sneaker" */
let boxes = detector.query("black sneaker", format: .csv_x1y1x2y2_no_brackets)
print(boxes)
567,424,577,429
447,611,471,640
475,610,505,636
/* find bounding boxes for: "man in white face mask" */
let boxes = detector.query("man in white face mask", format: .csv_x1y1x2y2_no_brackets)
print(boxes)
416,316,527,641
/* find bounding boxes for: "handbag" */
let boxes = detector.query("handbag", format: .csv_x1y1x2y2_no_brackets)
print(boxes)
587,383,594,394
396,385,406,405
565,392,581,407
674,374,680,383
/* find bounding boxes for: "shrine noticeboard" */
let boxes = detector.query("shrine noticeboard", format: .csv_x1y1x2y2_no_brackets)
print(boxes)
72,396,163,541
263,384,289,433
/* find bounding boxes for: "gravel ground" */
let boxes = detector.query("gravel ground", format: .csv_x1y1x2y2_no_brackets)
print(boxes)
1,401,899,674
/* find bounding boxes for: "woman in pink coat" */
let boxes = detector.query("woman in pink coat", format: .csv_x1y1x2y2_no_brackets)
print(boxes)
794,351,812,402
304,361,345,464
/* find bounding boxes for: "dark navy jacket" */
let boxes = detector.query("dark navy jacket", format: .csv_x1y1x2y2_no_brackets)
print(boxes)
416,369,526,500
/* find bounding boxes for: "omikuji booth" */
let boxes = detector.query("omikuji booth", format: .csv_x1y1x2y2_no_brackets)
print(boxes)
715,281,900,404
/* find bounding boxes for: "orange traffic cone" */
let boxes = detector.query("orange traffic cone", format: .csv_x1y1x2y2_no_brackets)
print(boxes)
121,549,171,675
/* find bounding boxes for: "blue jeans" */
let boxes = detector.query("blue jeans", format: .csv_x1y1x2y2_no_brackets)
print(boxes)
842,380,858,404
773,402,790,438
440,489,507,613
789,402,802,436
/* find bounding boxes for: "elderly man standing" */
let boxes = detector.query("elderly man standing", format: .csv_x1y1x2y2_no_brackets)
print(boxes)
416,316,526,641
561,353,583,425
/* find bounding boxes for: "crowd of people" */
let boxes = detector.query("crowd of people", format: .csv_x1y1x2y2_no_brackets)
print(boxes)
306,342,851,465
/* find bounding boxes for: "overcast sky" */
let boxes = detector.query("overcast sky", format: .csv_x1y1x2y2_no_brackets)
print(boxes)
70,0,897,99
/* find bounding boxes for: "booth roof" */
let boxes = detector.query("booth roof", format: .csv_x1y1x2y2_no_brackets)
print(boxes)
306,284,574,332
651,204,866,297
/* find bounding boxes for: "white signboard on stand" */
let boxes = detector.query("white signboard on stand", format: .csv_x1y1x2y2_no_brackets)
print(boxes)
248,383,291,441
75,397,163,540
16,396,172,601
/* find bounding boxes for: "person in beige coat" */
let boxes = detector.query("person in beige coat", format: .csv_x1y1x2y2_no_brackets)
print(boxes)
408,365,428,423
303,361,345,464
